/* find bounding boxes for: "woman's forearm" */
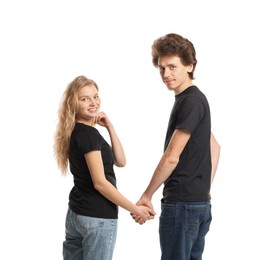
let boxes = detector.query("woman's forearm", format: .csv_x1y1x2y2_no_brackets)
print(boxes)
107,125,126,167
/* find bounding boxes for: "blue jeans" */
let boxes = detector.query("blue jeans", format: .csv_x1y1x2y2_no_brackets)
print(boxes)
159,200,212,260
63,208,117,260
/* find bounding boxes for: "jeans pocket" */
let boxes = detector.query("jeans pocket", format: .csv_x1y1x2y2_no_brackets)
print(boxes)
74,214,104,233
160,203,177,236
185,204,212,237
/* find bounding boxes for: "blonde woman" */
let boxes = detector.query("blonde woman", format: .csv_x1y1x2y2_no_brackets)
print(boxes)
54,75,155,260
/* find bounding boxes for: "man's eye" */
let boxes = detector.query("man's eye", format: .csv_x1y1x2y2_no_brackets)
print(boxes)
94,95,99,99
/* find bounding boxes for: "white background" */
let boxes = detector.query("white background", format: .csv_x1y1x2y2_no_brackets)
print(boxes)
0,0,252,259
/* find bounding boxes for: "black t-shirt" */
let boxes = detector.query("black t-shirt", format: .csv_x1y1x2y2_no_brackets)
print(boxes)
68,123,118,219
163,86,211,202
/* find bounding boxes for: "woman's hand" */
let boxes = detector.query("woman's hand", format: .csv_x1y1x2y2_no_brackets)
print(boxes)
95,112,112,128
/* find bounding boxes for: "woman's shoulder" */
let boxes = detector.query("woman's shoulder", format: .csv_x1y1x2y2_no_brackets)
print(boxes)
73,122,100,137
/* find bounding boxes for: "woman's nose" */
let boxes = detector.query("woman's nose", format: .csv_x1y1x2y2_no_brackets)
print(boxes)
89,98,96,105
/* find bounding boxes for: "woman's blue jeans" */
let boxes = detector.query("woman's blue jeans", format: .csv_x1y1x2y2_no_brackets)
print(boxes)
63,208,117,260
159,200,212,260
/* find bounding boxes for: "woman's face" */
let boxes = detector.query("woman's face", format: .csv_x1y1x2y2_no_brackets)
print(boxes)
76,84,101,123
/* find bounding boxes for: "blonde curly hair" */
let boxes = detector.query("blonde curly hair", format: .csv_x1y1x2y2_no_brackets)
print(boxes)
53,75,99,175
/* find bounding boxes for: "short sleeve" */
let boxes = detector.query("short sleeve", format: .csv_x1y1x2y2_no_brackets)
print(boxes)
176,96,205,133
75,127,102,154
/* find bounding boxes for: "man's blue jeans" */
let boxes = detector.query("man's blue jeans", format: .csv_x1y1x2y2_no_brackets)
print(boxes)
159,200,212,260
63,208,117,260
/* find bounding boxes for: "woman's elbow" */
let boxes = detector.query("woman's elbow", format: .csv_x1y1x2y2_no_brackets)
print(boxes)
93,180,107,192
114,159,126,167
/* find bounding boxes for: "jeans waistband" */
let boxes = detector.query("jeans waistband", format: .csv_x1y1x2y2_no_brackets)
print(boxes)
162,199,210,205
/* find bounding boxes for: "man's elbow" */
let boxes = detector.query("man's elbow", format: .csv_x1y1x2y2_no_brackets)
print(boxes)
164,154,179,168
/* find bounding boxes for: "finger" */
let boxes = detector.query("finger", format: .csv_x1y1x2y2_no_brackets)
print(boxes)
135,216,142,221
135,218,145,224
148,208,156,216
148,214,155,220
130,213,138,219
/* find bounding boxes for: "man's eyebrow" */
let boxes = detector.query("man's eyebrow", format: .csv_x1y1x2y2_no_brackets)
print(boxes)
158,63,177,67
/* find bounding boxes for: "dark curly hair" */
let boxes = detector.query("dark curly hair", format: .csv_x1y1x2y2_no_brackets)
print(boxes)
151,33,197,79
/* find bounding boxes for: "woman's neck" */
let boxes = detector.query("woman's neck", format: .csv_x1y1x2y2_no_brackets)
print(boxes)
76,118,96,127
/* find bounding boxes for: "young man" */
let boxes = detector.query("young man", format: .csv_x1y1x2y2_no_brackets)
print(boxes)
133,33,220,260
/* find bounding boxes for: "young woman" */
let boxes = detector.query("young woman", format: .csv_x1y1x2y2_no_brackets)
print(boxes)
54,75,155,260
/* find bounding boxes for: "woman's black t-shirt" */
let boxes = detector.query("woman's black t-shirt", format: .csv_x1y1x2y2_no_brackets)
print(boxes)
163,86,211,202
68,122,118,219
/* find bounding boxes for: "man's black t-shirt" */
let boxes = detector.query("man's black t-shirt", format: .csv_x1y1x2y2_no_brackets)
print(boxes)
163,86,211,202
68,122,118,219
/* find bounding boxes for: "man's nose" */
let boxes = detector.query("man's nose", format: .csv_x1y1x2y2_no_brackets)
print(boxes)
163,68,171,78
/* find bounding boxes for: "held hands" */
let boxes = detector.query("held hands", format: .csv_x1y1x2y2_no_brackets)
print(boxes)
131,206,156,225
131,198,156,225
